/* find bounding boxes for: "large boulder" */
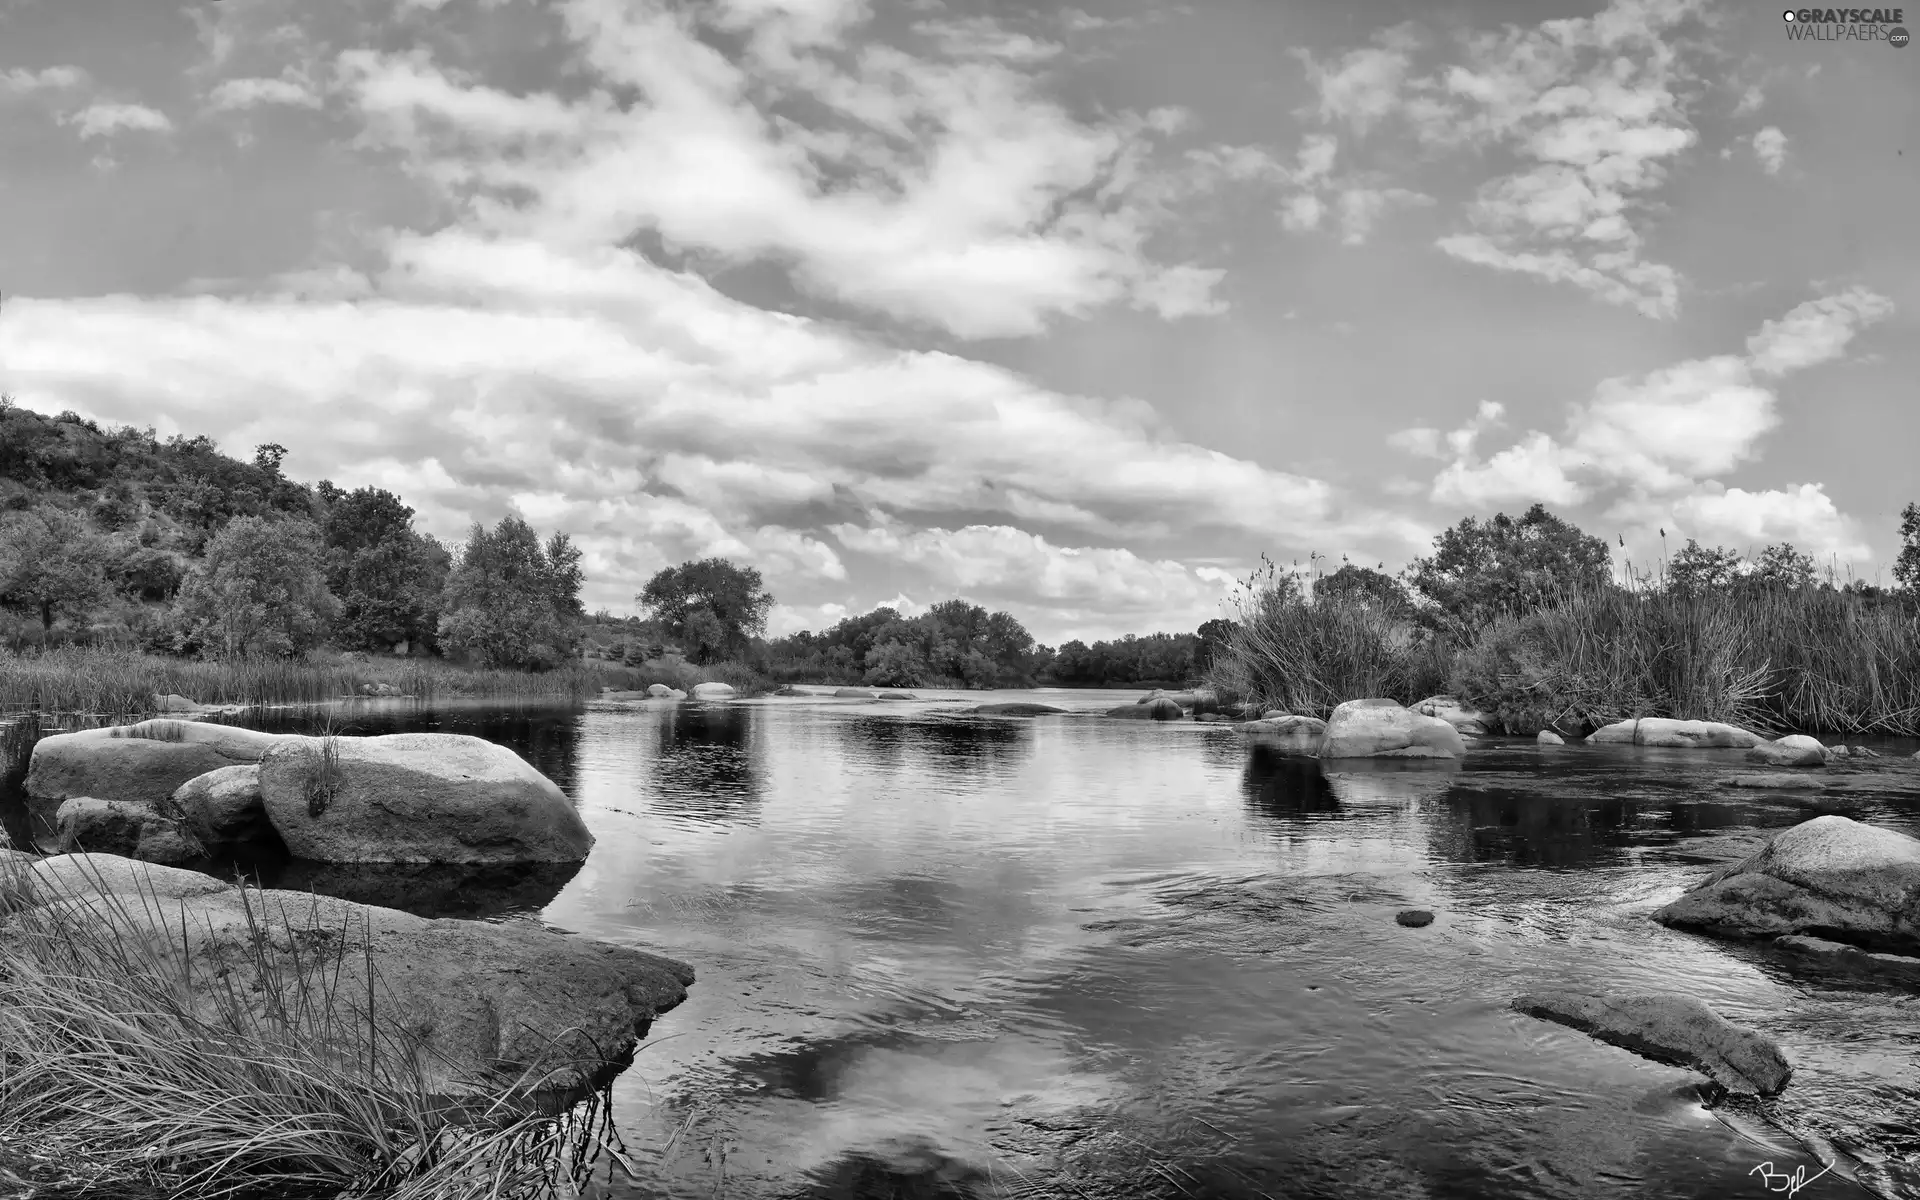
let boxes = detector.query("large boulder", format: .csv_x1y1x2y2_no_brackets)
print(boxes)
973,702,1068,716
259,734,595,864
52,798,206,865
1512,990,1791,1096
0,853,694,1100
1586,718,1763,749
1233,715,1327,756
689,682,736,700
167,765,275,853
1653,816,1920,954
1537,730,1565,745
645,683,679,698
1411,695,1491,736
1746,735,1827,767
1106,698,1183,721
834,688,877,699
1319,699,1464,759
26,720,294,811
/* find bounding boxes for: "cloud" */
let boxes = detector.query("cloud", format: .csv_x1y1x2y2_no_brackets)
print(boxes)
332,1,1242,341
1751,125,1787,175
64,102,174,139
1301,0,1707,317
207,75,323,110
1744,287,1891,376
1,65,87,93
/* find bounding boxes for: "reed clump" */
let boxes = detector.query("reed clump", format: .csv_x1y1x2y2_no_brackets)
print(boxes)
0,854,636,1199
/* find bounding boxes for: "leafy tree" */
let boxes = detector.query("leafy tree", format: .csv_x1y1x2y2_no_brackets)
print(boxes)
1894,503,1920,593
320,487,450,651
1193,618,1236,673
1665,539,1743,594
438,515,584,670
1407,504,1611,640
170,515,336,657
1744,542,1816,590
637,558,775,665
0,505,112,631
1314,561,1413,615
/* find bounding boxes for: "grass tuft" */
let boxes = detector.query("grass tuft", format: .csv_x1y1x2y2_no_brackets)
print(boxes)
0,852,643,1199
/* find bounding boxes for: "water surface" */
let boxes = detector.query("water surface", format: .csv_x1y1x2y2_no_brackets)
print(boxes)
6,690,1919,1199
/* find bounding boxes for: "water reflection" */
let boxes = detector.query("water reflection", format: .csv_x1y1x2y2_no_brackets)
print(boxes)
648,703,764,822
1240,748,1339,820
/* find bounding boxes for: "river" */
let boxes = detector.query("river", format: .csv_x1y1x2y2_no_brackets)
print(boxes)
4,689,1918,1199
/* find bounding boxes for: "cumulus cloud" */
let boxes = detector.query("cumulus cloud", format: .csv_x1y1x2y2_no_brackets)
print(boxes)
1751,125,1787,175
1,65,87,93
207,75,323,110
1398,290,1891,560
64,102,174,139
1301,0,1708,318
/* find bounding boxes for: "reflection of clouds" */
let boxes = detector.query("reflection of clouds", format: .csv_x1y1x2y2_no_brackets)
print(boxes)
1322,761,1461,806
647,703,766,823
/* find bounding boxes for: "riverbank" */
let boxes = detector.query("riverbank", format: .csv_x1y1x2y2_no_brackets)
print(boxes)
1210,583,1920,738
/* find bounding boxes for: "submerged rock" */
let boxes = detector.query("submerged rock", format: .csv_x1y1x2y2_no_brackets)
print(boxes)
259,733,595,864
973,702,1069,716
834,688,877,699
52,798,206,866
0,853,694,1100
1233,715,1327,756
1537,730,1565,745
1718,773,1827,792
1512,989,1791,1095
1586,718,1764,749
1653,815,1920,954
1319,699,1464,759
875,691,918,701
1774,935,1920,983
1107,698,1183,721
1747,735,1827,767
27,720,294,811
167,764,274,853
1395,909,1434,927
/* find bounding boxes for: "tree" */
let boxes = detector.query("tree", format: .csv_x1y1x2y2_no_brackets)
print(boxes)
170,515,337,657
438,514,584,669
1314,561,1413,615
637,558,775,665
0,505,112,631
1895,503,1920,593
1744,542,1816,591
1665,539,1743,594
1407,504,1611,639
1193,618,1236,674
320,487,449,652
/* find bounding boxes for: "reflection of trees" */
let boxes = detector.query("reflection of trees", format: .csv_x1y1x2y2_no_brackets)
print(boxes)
1240,748,1340,821
648,702,764,821
833,715,1031,780
1420,785,1637,868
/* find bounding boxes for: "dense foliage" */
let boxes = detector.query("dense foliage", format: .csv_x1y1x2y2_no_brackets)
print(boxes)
760,599,1054,688
637,558,776,665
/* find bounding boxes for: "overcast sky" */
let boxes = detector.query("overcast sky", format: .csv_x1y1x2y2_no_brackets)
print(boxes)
1,0,1914,644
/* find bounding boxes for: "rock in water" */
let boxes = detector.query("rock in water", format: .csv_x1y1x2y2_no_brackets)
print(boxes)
1747,735,1827,767
1106,698,1183,721
168,765,274,853
645,683,678,698
973,702,1069,716
1410,695,1491,736
834,688,877,699
1653,815,1920,954
1512,990,1792,1096
52,798,206,865
1537,730,1565,745
27,720,293,810
1717,773,1827,792
1586,718,1763,749
259,733,595,864
1396,909,1434,927
689,682,736,699
1233,715,1327,756
1319,699,1464,759
1,853,693,1100
1774,935,1920,983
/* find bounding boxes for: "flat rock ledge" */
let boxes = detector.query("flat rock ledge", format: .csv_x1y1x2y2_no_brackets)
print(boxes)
1512,989,1791,1096
0,852,695,1102
1775,935,1920,984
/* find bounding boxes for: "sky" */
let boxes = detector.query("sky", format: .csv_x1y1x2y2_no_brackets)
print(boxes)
0,0,1915,646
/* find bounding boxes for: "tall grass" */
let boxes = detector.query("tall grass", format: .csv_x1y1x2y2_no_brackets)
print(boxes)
0,853,638,1199
0,647,657,717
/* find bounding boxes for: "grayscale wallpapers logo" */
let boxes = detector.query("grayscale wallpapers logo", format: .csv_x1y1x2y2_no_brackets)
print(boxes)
1783,7,1911,44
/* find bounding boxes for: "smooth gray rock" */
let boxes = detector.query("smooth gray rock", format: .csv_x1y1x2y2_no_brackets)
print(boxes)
52,798,206,866
3,853,694,1100
1396,909,1434,928
1512,989,1791,1095
27,720,294,810
1747,735,1827,767
1718,773,1828,791
973,702,1069,716
1586,718,1763,749
1320,699,1465,759
259,733,594,864
1653,815,1920,954
1233,714,1327,755
1411,695,1491,736
1537,730,1565,745
689,682,736,699
1107,698,1183,721
834,688,877,699
167,764,273,853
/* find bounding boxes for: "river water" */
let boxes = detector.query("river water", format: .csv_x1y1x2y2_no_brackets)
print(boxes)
5,689,1920,1199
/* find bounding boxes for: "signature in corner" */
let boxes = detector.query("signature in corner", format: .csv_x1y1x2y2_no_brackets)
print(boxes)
1751,1160,1833,1196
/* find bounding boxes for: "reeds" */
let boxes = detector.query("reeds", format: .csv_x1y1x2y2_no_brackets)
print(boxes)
0,647,655,717
0,853,638,1199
